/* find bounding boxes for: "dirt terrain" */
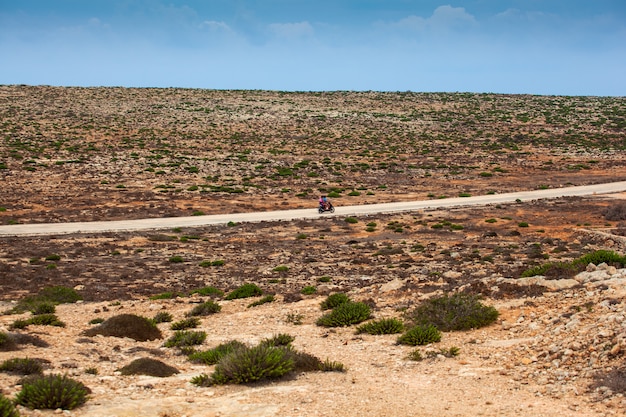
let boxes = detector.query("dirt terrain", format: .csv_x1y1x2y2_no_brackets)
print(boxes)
1,86,626,416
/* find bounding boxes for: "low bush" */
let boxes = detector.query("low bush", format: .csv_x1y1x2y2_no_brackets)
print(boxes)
0,393,19,417
604,202,626,221
118,357,179,377
190,337,345,386
171,317,200,330
407,293,498,332
152,311,173,324
188,300,221,316
320,293,350,310
355,318,404,335
28,314,65,327
300,286,317,295
225,283,263,300
189,286,224,297
149,291,182,300
397,324,442,346
31,302,56,315
9,286,82,314
188,340,247,365
164,330,207,348
0,332,17,351
247,295,275,308
521,250,626,278
10,314,65,329
261,333,295,347
0,357,43,375
205,344,295,385
316,301,371,327
15,374,89,410
82,314,162,341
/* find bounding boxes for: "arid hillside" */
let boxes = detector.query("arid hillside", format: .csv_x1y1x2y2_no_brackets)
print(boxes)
1,86,625,224
1,86,626,417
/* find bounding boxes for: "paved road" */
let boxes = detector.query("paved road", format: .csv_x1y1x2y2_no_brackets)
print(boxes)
1,181,626,237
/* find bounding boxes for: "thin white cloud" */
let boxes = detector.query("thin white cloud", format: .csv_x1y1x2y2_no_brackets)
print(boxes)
393,5,477,32
200,20,232,32
268,21,314,39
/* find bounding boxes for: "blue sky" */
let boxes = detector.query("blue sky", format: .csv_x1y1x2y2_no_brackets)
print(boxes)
1,1,625,95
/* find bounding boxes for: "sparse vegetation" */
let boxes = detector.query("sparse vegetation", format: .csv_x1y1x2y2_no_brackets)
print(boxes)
247,294,275,308
320,293,350,310
164,330,207,348
397,324,442,346
82,314,162,341
225,283,263,300
406,293,498,331
170,317,200,330
15,374,89,410
118,357,179,377
355,318,404,335
316,301,371,327
0,357,44,375
186,299,220,316
0,393,19,417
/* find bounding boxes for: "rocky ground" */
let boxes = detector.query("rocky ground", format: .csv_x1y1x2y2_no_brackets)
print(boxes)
1,87,626,416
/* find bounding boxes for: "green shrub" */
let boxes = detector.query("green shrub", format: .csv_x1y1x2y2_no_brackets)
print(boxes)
317,276,331,283
397,324,441,346
11,314,65,329
171,317,200,330
152,311,173,323
247,295,275,308
261,333,295,347
164,330,207,348
188,300,221,316
188,340,247,365
85,367,98,375
521,250,626,278
149,291,182,300
345,217,358,224
189,286,224,297
199,260,225,267
319,358,346,372
316,302,371,327
320,293,350,310
38,286,81,304
518,222,529,227
0,357,43,375
28,314,65,327
118,357,179,377
10,286,82,314
206,344,295,385
30,302,56,315
82,314,162,341
169,256,184,263
0,393,19,417
225,283,263,300
272,265,290,272
45,254,61,261
301,286,317,295
574,249,625,268
407,293,499,331
15,374,89,410
9,319,29,330
0,332,17,351
407,349,423,361
355,318,404,335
